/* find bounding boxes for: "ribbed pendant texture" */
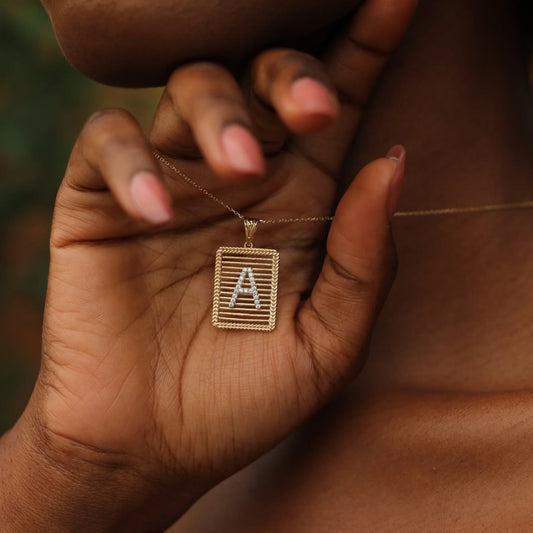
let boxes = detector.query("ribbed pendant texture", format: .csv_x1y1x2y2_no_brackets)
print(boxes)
212,246,279,331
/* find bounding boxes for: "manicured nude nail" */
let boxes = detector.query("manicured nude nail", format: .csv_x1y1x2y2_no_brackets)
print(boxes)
386,145,404,162
220,124,265,175
386,145,406,220
130,171,173,224
290,77,338,117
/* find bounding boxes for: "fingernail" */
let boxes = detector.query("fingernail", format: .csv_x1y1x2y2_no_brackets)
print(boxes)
386,145,406,220
220,124,265,175
386,145,404,162
290,77,338,117
130,171,173,224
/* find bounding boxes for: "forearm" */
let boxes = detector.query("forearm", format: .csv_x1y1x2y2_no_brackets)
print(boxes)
0,408,202,532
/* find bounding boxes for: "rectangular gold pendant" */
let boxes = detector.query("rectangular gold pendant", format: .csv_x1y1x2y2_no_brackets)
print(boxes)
212,246,279,331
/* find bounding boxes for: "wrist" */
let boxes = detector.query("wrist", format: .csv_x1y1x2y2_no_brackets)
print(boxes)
0,404,206,532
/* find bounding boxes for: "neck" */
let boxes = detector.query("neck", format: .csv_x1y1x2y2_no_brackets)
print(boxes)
350,0,533,210
349,0,533,393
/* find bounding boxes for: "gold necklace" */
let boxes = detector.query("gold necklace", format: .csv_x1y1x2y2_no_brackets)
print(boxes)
154,151,533,332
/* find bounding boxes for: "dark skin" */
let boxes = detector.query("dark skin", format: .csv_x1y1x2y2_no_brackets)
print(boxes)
7,0,531,530
170,0,533,531
41,0,364,86
0,1,418,531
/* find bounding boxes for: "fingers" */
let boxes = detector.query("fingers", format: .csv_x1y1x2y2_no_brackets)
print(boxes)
65,109,173,225
149,0,417,182
248,48,339,143
150,52,340,177
297,146,406,390
295,0,419,174
151,63,265,179
327,0,419,108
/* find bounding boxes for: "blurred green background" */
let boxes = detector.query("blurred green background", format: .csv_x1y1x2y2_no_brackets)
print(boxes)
0,1,161,433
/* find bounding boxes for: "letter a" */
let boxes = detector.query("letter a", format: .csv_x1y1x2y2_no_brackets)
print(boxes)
229,267,261,309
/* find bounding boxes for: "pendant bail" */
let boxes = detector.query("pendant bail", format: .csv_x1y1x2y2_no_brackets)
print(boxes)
243,219,259,248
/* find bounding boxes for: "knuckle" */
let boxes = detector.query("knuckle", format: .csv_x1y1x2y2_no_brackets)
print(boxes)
328,256,374,294
168,62,234,93
84,107,133,130
80,108,144,157
99,135,147,161
167,64,245,119
255,47,327,84
196,87,245,109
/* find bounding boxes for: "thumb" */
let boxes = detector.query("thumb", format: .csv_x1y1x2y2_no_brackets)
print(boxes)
297,146,405,388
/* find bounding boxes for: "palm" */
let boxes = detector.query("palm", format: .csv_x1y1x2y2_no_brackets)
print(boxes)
44,148,336,475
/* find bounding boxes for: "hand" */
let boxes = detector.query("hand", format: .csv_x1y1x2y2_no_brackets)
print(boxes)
4,1,417,530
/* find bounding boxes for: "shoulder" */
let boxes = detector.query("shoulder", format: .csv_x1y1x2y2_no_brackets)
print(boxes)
170,389,533,532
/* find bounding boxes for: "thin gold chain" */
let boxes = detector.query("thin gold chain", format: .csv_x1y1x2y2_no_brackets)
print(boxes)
153,151,333,223
393,202,533,217
154,151,533,220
